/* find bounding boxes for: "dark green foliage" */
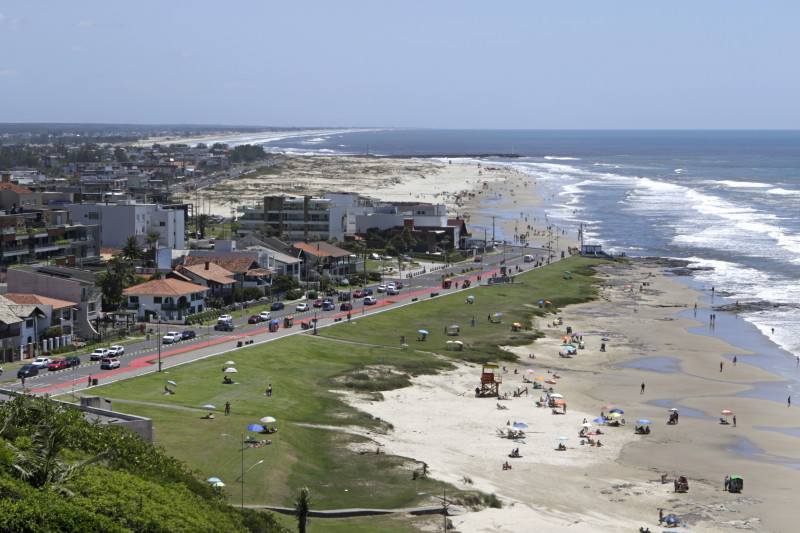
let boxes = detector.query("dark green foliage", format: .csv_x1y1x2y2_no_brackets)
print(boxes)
230,144,267,163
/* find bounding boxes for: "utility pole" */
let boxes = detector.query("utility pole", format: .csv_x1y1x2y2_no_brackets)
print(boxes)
491,216,496,248
433,489,452,533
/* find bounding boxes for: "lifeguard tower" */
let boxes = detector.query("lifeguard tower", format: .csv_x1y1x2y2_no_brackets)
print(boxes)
479,364,502,397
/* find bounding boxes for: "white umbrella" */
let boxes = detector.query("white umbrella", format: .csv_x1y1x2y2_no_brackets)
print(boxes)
550,393,564,399
581,423,592,428
224,368,238,373
261,416,277,424
202,404,216,409
556,436,569,440
225,361,235,365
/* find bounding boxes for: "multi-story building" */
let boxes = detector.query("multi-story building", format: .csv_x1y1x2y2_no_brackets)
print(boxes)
68,201,184,250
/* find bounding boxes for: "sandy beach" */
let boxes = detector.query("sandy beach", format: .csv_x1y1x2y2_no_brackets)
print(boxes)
342,259,799,532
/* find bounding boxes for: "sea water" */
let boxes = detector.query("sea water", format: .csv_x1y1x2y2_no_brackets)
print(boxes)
214,129,800,394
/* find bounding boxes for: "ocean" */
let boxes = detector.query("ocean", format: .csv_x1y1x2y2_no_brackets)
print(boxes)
216,129,800,403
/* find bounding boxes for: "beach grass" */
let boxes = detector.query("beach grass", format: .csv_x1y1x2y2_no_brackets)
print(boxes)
87,255,611,513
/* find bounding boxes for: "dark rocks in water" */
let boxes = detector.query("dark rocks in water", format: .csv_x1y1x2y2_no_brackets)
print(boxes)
713,301,798,314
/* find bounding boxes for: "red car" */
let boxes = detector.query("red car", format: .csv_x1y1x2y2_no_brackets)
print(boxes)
313,299,324,308
340,302,353,311
248,315,261,324
352,289,365,298
48,359,68,371
394,281,404,289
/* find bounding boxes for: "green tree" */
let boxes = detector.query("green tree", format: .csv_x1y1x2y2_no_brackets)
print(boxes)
146,231,161,263
97,257,138,310
120,236,145,262
197,214,214,239
293,487,312,533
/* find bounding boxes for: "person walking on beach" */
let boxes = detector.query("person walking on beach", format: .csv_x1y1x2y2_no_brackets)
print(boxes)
789,396,792,407
720,361,724,372
641,382,645,394
733,415,737,427
224,401,231,415
733,356,737,365
267,384,272,397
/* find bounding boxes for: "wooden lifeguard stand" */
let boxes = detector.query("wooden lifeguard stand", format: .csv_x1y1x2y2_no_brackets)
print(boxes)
480,364,502,397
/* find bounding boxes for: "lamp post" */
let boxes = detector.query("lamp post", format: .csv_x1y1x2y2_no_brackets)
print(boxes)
222,433,264,508
140,304,163,372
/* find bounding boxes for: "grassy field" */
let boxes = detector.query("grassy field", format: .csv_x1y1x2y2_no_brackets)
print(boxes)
86,255,610,529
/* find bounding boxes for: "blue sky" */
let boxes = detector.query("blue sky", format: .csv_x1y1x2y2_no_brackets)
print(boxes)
1,1,797,129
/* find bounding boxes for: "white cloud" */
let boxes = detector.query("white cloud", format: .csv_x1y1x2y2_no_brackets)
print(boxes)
70,45,85,53
76,20,93,28
0,69,19,77
0,12,22,30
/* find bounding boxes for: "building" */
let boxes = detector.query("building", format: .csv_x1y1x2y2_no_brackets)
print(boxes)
292,241,358,278
123,277,209,321
6,265,102,340
172,261,236,303
68,201,185,250
238,195,332,240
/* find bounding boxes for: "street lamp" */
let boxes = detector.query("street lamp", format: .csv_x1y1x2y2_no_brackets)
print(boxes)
222,434,264,508
140,303,164,372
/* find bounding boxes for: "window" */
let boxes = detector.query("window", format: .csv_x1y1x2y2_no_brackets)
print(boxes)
88,212,99,220
130,296,139,303
160,221,166,226
153,296,162,304
26,319,34,328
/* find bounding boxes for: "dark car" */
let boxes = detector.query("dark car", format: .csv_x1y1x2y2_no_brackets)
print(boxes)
248,315,261,324
322,301,335,311
270,302,285,311
214,322,235,331
64,355,81,368
181,330,196,340
313,299,324,308
48,359,68,371
363,288,374,296
340,302,353,311
17,364,39,379
394,281,404,290
338,291,351,301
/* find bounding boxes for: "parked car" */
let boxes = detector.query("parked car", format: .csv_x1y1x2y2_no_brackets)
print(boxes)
31,357,52,368
181,330,196,340
322,301,335,311
17,364,38,379
248,315,261,324
340,302,353,311
387,287,400,295
474,256,483,262
0,365,3,376
381,255,393,260
214,322,235,331
48,359,68,371
363,296,378,305
162,331,182,344
270,302,285,311
295,302,310,312
218,314,233,322
108,345,125,356
338,291,351,301
352,289,365,298
394,281,404,289
258,311,272,321
377,284,387,293
313,299,324,308
369,253,380,260
65,355,81,367
90,348,109,361
363,288,374,296
100,358,120,369
400,254,413,261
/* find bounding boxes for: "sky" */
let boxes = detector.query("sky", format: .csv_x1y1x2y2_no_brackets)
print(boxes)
1,1,798,129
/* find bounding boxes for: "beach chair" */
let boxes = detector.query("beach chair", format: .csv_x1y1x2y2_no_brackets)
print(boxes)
719,417,730,425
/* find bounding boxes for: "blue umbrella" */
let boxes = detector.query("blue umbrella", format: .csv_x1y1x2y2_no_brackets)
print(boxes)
467,295,475,300
246,424,264,432
207,477,222,483
418,330,429,334
663,515,680,525
203,404,216,409
609,408,624,414
636,419,651,425
167,380,178,386
601,337,610,341
513,422,528,428
593,418,607,424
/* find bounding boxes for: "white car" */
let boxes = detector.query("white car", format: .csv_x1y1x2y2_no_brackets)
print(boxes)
387,287,400,295
90,348,110,361
100,358,120,369
108,345,125,356
162,331,182,344
296,303,310,312
363,296,378,305
218,314,233,322
31,357,52,368
259,311,272,321
377,284,387,293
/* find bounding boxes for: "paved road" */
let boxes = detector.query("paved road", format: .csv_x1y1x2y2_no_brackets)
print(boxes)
22,245,552,397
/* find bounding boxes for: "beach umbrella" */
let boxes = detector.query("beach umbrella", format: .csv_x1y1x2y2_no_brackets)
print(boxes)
636,419,651,425
494,312,503,317
467,295,475,300
224,367,238,373
246,424,265,432
212,481,226,487
663,515,680,525
225,361,235,365
513,439,526,444
561,336,569,341
203,405,216,410
513,422,528,428
534,377,545,381
601,404,615,410
553,400,566,406
609,412,622,418
452,340,463,345
545,379,556,384
418,329,429,334
601,337,610,341
513,323,522,327
260,416,277,424
550,393,564,399
609,408,624,414
669,408,679,412
449,325,459,329
167,380,178,386
721,410,733,415
207,477,222,483
538,300,544,304
582,423,592,428
564,271,571,274
593,418,607,424
545,301,551,305
526,369,535,374
556,436,569,441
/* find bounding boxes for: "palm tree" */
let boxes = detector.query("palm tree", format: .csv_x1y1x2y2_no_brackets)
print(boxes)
146,231,161,263
293,487,312,533
197,214,214,239
98,256,138,310
120,236,145,262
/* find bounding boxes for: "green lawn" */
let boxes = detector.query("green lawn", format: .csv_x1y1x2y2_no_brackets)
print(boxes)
85,255,610,521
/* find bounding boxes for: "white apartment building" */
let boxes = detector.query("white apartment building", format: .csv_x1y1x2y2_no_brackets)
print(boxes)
68,201,185,250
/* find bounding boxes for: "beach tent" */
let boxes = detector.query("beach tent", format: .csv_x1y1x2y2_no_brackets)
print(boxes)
446,340,464,351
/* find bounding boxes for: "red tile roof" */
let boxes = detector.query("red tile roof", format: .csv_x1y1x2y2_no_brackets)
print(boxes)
4,293,76,309
178,263,236,285
0,182,34,194
293,241,351,258
123,278,208,296
183,255,258,274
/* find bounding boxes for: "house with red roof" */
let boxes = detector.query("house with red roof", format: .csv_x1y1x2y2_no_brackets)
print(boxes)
123,276,208,321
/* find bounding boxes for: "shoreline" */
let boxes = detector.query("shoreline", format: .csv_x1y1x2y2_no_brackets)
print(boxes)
342,258,799,532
